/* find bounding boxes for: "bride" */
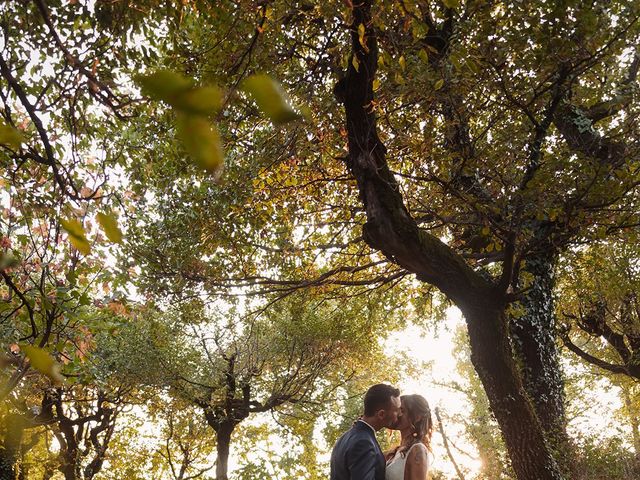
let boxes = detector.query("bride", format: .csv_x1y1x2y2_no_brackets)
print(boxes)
385,394,433,480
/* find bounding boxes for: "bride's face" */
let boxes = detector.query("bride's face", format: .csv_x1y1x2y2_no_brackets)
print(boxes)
394,401,411,431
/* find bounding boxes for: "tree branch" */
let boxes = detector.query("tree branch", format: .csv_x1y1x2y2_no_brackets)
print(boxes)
334,0,494,308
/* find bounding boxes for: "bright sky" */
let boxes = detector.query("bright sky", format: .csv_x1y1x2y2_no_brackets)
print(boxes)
384,307,630,479
384,307,483,478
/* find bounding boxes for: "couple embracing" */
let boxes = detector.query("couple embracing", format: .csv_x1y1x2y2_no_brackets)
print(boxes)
330,384,432,480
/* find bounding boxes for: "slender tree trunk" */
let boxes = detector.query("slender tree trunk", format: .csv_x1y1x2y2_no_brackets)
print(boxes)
215,421,235,480
622,388,640,461
462,301,564,480
510,251,572,472
434,408,465,480
0,413,26,480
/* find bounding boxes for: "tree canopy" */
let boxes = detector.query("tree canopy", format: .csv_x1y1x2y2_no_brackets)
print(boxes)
1,1,640,479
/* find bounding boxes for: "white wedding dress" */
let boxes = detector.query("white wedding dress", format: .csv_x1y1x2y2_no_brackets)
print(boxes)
385,442,429,480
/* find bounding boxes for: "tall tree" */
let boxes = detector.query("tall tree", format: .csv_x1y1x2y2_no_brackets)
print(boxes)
117,1,640,478
103,292,398,480
4,1,640,478
559,233,640,380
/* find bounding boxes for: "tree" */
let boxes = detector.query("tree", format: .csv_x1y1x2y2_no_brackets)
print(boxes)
1,1,133,475
103,292,398,480
449,325,513,480
115,1,640,478
558,233,640,380
330,2,638,477
4,1,640,478
149,399,216,480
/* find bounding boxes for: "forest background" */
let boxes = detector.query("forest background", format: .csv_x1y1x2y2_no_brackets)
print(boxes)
1,1,640,479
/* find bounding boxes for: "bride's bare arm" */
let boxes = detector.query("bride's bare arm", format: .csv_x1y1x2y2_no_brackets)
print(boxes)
404,444,429,480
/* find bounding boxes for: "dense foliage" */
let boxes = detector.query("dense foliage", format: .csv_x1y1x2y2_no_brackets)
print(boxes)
1,0,639,479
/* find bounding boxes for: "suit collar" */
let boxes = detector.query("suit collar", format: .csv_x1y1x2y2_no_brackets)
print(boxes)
356,419,377,435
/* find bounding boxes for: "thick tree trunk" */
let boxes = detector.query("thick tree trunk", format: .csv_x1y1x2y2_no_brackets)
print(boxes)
462,301,564,480
336,2,566,479
510,252,572,471
58,419,79,480
215,421,234,480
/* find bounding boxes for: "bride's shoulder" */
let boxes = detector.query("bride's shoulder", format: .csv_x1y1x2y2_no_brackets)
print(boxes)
407,442,429,459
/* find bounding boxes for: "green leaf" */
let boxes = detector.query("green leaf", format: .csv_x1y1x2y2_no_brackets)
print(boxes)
97,212,123,243
176,114,224,177
0,122,24,150
171,86,223,116
442,0,460,9
241,74,301,125
60,218,91,255
434,79,445,90
22,345,64,385
0,251,19,270
136,70,194,103
466,59,481,74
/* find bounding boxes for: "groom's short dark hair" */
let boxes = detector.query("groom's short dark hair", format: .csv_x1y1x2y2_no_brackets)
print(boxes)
363,384,400,416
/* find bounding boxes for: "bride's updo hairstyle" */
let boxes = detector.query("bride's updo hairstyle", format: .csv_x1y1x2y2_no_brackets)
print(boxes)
401,394,433,452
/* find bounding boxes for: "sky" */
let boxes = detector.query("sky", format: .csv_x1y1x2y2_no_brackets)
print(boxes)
384,307,483,478
383,306,629,478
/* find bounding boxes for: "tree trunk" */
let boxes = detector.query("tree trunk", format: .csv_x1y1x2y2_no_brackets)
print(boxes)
622,388,640,461
0,413,26,480
510,252,572,471
336,2,566,478
463,301,564,480
215,421,235,480
57,420,79,480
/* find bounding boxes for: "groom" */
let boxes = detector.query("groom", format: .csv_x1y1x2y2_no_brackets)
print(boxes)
330,384,402,480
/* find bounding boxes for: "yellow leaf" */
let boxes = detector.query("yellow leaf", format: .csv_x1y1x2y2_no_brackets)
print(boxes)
466,59,481,74
399,55,406,71
352,56,360,72
60,218,91,255
373,78,381,91
136,70,194,102
22,345,64,385
442,0,460,9
434,79,444,90
358,23,368,51
171,86,223,116
176,114,224,178
241,74,301,125
0,122,24,150
96,212,123,243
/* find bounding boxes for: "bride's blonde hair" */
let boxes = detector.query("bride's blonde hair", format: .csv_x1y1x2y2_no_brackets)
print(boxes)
401,394,433,454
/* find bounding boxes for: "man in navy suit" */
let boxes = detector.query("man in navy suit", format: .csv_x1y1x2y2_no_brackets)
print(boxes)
330,384,402,480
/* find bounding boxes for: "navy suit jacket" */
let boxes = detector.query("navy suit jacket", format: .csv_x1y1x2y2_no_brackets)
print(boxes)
330,421,385,480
